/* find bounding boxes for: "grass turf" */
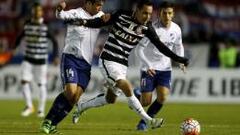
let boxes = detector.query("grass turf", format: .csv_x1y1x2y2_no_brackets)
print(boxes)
0,100,239,135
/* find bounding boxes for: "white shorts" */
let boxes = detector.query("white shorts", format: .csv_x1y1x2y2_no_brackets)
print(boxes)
100,59,127,82
21,61,47,85
100,59,127,96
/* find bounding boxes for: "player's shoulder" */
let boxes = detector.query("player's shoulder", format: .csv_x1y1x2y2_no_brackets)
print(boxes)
171,22,181,32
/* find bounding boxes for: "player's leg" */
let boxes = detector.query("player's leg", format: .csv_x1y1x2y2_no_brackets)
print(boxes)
72,61,120,123
100,60,162,128
74,59,121,113
49,84,83,124
115,79,151,121
37,83,47,117
135,86,168,131
34,64,47,117
116,79,163,129
40,54,90,134
146,71,171,118
21,61,34,117
72,87,118,124
136,91,153,131
73,59,153,124
41,84,83,134
137,71,171,130
75,85,117,114
135,70,162,131
152,85,169,115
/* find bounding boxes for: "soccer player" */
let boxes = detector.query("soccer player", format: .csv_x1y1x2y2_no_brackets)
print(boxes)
40,0,105,134
134,1,186,131
15,3,59,118
71,0,189,130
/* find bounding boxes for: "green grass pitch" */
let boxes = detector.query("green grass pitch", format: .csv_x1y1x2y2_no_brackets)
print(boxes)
0,100,239,135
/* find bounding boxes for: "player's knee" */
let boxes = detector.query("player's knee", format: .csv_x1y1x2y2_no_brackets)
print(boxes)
157,88,169,103
157,94,167,103
142,101,151,107
141,99,151,107
64,89,79,105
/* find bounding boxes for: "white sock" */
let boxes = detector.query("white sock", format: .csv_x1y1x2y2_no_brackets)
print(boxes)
127,95,152,122
38,84,47,113
22,83,33,108
78,94,108,112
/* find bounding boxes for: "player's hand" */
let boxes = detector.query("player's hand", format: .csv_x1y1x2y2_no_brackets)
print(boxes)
147,69,156,77
178,57,189,67
101,14,111,22
179,64,186,74
57,1,66,11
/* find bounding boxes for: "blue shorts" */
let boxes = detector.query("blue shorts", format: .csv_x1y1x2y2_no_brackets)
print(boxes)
140,70,171,93
60,54,91,90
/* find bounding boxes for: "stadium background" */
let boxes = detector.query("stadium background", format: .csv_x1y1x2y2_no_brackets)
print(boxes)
0,0,240,135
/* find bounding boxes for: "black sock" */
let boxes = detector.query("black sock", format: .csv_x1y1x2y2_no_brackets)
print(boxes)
147,100,163,118
139,100,163,125
45,93,73,126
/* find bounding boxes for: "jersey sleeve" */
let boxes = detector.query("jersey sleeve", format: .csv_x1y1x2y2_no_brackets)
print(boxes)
173,29,184,57
84,10,120,28
56,8,80,20
136,39,152,69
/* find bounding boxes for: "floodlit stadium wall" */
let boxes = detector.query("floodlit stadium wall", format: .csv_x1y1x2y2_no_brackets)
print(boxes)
0,66,240,103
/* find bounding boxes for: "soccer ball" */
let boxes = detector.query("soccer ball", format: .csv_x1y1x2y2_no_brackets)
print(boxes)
180,118,200,135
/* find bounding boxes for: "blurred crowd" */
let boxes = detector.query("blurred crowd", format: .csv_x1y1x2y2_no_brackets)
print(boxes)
0,0,239,68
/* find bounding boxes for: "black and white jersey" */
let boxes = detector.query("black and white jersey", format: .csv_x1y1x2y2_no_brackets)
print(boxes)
100,11,148,66
83,10,185,66
15,18,58,65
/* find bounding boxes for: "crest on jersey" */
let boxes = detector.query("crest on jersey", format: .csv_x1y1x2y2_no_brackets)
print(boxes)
135,26,143,34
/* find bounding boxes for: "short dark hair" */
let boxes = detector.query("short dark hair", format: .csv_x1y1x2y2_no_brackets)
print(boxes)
159,1,174,9
136,0,153,9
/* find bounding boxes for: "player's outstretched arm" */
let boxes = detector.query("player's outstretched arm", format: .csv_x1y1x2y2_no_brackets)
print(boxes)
136,41,152,68
136,38,156,76
136,45,156,77
55,1,80,20
145,24,189,66
67,13,112,28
